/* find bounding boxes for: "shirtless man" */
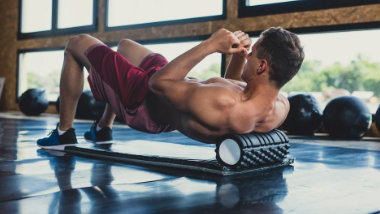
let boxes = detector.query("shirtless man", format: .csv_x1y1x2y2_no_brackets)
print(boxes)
37,27,304,149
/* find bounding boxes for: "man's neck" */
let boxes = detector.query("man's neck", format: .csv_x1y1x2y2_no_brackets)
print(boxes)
243,78,279,101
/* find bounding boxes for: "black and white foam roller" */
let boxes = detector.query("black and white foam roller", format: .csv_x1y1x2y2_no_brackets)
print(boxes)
215,130,290,169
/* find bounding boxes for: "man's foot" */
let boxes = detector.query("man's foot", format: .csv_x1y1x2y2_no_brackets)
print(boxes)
84,121,113,144
37,124,78,150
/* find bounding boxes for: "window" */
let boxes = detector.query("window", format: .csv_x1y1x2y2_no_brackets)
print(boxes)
57,0,94,29
20,0,52,33
268,29,380,113
106,0,225,29
112,41,223,79
18,50,91,102
18,41,222,102
144,41,223,80
239,0,380,17
19,0,98,39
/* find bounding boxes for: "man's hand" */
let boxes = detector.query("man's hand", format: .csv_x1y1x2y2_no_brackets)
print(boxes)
205,28,243,54
223,30,252,81
233,31,252,57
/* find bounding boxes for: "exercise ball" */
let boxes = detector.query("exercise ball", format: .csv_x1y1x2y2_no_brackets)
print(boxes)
323,96,372,139
375,105,380,132
283,93,322,135
18,89,49,116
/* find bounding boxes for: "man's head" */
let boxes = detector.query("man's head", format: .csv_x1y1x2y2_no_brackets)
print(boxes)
243,27,304,88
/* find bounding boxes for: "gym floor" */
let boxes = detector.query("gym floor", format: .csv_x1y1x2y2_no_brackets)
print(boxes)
0,113,380,214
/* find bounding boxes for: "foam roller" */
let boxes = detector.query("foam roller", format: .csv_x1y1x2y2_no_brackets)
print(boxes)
215,130,290,169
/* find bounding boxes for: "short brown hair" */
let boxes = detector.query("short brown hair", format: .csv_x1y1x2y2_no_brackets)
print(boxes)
256,27,304,88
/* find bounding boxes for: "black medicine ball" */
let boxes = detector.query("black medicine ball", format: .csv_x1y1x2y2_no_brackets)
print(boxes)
56,90,106,120
18,89,49,116
323,96,372,139
283,93,322,135
375,105,380,132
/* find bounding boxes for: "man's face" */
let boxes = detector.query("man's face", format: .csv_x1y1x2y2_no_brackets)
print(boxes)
242,39,262,82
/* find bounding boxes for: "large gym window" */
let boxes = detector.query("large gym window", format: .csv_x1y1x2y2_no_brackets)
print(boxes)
57,0,94,29
18,50,91,102
19,0,98,39
144,41,222,80
106,0,225,29
18,41,221,102
239,0,380,17
111,41,223,80
271,29,380,113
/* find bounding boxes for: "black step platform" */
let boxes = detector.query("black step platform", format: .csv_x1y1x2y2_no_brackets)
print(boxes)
64,130,294,176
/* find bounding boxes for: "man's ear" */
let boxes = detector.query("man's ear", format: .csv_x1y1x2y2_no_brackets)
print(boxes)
257,59,268,75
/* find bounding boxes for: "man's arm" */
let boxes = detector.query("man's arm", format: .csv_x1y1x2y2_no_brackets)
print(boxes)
149,28,245,112
224,31,252,81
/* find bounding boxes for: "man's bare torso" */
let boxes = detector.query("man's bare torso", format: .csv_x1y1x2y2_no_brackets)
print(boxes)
147,77,284,143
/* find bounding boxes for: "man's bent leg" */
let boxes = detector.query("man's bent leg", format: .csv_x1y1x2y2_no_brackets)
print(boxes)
97,104,116,128
59,34,104,131
95,39,153,128
117,39,153,66
38,34,105,148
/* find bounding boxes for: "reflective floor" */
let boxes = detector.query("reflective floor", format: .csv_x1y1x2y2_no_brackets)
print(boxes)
0,113,380,214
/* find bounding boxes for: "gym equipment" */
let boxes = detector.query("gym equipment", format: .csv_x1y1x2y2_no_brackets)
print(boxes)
215,130,290,169
375,105,380,132
55,96,60,113
283,93,322,135
64,129,293,176
18,89,49,116
56,90,106,120
323,96,372,139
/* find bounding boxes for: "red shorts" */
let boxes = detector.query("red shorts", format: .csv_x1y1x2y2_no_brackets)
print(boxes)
85,44,174,133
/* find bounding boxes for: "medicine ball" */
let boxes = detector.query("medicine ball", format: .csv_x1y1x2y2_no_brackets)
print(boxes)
18,89,49,116
375,105,380,132
323,96,372,139
56,91,106,120
76,90,106,119
55,96,60,113
283,93,322,135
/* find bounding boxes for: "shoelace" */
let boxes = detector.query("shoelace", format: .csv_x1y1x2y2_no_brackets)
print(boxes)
47,129,57,137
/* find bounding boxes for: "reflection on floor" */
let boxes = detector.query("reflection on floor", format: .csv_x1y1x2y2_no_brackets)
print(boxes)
0,113,380,214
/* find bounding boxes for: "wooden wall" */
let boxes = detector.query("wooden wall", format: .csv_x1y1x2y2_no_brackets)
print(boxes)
1,0,380,113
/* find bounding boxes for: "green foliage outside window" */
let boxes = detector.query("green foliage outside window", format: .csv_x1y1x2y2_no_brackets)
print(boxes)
282,55,380,97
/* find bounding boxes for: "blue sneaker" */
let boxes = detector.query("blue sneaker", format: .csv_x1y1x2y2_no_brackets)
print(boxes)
84,121,113,144
37,125,78,150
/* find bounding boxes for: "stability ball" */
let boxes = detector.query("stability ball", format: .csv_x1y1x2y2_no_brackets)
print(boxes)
283,93,322,135
18,89,49,116
323,96,372,139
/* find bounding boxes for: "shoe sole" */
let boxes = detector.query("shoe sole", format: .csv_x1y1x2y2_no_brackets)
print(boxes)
85,138,113,145
38,144,77,151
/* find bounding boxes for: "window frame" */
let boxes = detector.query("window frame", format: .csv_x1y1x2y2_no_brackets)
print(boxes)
239,0,380,18
18,0,98,39
104,0,227,31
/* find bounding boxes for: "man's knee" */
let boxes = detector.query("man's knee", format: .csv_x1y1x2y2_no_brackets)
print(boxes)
117,39,135,52
64,34,100,69
65,34,92,51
